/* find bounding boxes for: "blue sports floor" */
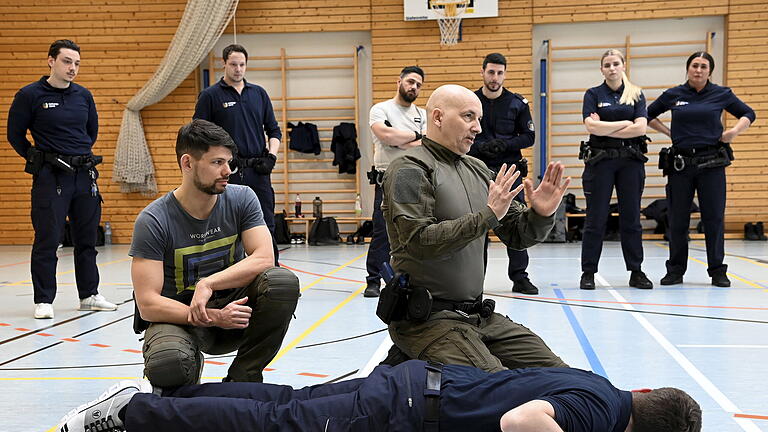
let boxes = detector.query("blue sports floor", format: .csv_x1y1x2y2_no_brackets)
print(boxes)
0,241,766,431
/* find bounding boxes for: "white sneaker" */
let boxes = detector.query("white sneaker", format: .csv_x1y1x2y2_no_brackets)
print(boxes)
79,294,117,311
34,303,54,319
57,379,153,432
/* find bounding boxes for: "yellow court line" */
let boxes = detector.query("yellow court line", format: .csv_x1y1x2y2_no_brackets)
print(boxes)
299,251,366,293
7,257,131,287
268,283,367,367
653,242,768,293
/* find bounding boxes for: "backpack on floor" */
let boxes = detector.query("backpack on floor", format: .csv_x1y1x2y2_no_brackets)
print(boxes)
274,211,291,244
309,217,340,245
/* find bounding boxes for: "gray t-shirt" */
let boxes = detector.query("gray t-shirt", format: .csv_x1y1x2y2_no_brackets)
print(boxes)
129,185,265,304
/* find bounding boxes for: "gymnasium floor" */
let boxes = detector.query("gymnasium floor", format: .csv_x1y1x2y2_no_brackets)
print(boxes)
1,240,766,431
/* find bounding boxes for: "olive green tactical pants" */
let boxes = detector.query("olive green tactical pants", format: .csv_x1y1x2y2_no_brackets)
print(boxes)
142,267,299,387
390,310,568,373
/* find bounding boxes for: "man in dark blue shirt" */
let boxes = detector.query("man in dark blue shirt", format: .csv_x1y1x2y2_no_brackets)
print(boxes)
59,360,701,432
467,53,539,295
7,39,116,319
194,44,282,264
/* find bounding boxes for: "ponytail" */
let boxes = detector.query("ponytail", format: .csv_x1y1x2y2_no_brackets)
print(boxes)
620,70,643,106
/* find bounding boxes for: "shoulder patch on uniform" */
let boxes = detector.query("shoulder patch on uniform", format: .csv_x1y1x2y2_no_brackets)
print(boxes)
394,168,423,204
527,120,535,132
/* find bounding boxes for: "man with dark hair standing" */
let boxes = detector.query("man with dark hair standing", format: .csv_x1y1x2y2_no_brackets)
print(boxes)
194,44,282,265
468,53,540,295
130,119,299,388
363,66,426,297
59,358,702,432
7,39,115,319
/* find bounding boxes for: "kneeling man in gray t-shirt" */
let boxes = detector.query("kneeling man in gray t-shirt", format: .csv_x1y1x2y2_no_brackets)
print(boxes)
130,119,300,387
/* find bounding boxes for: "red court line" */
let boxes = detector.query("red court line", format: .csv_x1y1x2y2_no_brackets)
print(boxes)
495,294,768,311
36,333,54,337
14,328,30,332
735,413,768,421
61,338,79,342
298,372,329,378
122,349,141,354
279,264,365,284
264,368,276,372
204,360,226,365
0,323,9,326
90,344,110,348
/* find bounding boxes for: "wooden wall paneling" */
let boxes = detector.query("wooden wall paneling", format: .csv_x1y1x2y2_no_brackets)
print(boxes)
0,0,194,244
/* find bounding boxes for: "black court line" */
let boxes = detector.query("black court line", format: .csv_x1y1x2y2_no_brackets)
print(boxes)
323,369,359,384
689,246,768,265
0,313,134,367
0,297,134,346
488,294,768,325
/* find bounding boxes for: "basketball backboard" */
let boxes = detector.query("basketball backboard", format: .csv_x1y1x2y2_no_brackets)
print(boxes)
404,0,498,21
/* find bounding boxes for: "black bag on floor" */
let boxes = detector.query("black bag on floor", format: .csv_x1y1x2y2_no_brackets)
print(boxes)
274,211,291,244
309,217,340,245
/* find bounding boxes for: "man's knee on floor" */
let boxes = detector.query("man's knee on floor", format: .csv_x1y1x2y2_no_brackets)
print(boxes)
251,267,300,305
143,334,203,387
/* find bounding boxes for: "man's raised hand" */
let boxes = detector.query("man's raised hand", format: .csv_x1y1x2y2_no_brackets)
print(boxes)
525,161,571,217
488,163,524,220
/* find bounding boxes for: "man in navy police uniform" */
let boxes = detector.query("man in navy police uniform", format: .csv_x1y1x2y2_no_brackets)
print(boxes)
59,359,701,432
468,53,539,295
194,44,282,265
7,39,116,319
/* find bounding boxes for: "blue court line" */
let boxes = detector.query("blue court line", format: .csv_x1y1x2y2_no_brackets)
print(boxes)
554,288,607,378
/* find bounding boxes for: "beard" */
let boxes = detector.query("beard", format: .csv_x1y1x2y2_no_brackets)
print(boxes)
399,85,418,103
193,174,227,195
484,80,501,92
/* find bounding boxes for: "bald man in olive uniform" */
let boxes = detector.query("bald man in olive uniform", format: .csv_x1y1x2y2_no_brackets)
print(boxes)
382,85,571,372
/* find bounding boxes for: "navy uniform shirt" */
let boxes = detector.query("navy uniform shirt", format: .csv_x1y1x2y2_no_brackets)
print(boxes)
467,87,534,169
582,82,647,141
7,76,98,158
440,365,632,432
193,78,282,158
647,81,756,149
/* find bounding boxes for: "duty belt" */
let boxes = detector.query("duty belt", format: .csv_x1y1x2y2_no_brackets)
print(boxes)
431,296,496,318
423,362,442,432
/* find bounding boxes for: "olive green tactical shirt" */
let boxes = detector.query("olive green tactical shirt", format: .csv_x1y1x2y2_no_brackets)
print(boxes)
382,137,555,302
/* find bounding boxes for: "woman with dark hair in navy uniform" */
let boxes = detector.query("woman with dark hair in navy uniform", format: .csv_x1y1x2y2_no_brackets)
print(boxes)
648,52,755,287
579,49,653,290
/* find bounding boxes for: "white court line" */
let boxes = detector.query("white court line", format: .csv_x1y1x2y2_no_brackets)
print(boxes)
355,333,393,378
594,274,761,432
678,345,768,349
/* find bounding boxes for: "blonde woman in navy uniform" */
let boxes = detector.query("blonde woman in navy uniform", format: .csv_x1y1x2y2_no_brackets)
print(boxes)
579,49,653,290
648,52,755,287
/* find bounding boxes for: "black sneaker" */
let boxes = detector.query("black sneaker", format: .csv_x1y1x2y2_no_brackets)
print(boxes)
363,283,380,298
512,277,539,295
629,270,653,289
660,273,683,285
580,272,595,290
711,273,731,287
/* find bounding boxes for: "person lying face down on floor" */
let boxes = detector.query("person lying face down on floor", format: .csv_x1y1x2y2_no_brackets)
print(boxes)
58,359,701,432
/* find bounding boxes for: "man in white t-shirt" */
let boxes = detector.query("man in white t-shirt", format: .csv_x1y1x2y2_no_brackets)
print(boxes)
364,66,427,297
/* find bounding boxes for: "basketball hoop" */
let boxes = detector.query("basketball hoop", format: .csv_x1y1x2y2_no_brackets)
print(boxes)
430,0,470,46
